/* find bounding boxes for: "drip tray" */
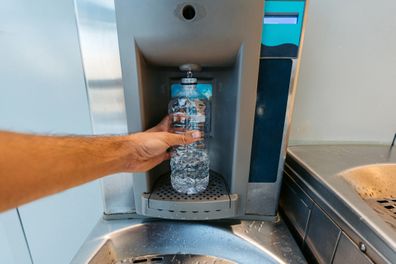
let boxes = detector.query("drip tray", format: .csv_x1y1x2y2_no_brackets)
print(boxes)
141,171,239,220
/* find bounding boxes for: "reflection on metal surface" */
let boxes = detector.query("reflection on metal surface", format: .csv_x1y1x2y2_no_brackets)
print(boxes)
247,183,278,217
71,219,306,264
74,0,135,214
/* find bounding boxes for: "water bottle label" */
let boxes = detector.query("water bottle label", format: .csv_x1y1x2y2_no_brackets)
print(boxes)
171,113,205,123
191,114,205,123
171,83,212,100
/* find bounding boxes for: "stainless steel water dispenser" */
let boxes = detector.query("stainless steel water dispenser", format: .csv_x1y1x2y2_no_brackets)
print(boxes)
75,0,307,220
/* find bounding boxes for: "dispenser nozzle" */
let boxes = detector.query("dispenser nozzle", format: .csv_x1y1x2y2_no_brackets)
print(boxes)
179,64,200,84
179,63,202,73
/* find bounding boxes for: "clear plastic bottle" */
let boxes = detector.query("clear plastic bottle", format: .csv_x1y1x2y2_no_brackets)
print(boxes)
168,72,210,194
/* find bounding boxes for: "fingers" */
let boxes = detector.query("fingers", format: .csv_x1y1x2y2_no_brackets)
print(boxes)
160,130,201,147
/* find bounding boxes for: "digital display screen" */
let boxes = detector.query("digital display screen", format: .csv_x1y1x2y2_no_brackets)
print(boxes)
264,13,298,24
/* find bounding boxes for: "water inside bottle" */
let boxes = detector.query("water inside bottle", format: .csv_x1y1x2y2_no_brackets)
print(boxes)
168,78,210,194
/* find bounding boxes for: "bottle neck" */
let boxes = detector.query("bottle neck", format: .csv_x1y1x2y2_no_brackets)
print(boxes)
181,84,196,90
181,77,197,84
180,75,197,93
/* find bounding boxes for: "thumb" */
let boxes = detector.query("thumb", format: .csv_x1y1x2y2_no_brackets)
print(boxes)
161,131,201,146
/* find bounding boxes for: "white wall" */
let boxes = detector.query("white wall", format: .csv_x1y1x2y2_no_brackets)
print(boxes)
290,0,396,144
0,0,102,263
0,210,32,264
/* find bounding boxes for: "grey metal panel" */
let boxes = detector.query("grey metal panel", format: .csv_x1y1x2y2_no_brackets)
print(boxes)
246,59,298,216
114,0,263,217
333,232,374,264
246,183,278,215
304,205,341,264
280,173,313,241
115,0,261,67
74,0,135,215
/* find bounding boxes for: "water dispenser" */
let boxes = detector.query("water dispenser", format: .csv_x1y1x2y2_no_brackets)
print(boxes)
75,0,308,220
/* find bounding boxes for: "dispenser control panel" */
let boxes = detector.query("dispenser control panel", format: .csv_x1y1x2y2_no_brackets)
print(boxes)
249,0,306,184
264,13,298,25
261,0,306,57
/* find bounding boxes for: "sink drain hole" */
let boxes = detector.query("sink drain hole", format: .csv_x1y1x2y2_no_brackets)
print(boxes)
150,257,164,262
114,254,235,264
370,198,396,225
376,198,396,212
133,259,148,263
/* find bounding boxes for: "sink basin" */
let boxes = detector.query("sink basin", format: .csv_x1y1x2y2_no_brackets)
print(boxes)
340,164,396,199
72,218,306,264
340,164,396,229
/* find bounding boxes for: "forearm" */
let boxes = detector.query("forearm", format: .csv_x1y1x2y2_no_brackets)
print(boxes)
0,131,131,212
0,117,198,212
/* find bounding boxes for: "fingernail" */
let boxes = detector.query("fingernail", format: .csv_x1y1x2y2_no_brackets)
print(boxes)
192,131,201,138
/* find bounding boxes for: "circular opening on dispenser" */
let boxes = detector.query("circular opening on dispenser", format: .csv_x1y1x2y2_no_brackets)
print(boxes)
182,5,196,20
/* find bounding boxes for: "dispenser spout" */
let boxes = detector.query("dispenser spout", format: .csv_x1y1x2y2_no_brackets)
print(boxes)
187,70,193,78
179,63,202,73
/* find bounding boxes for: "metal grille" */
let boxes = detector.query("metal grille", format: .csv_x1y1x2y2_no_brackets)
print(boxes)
148,171,230,202
141,171,239,219
365,198,396,230
113,254,235,264
376,198,396,215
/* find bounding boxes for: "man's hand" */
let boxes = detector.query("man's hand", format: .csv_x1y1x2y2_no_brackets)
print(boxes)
124,116,201,172
0,116,200,211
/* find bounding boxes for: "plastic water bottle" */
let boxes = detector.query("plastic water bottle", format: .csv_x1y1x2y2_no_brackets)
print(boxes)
168,72,210,194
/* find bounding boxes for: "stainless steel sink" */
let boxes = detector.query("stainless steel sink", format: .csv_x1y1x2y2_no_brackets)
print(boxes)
71,218,306,264
340,164,396,230
286,145,396,263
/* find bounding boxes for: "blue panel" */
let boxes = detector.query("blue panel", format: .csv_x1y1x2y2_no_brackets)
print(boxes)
262,1,306,47
249,59,292,183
